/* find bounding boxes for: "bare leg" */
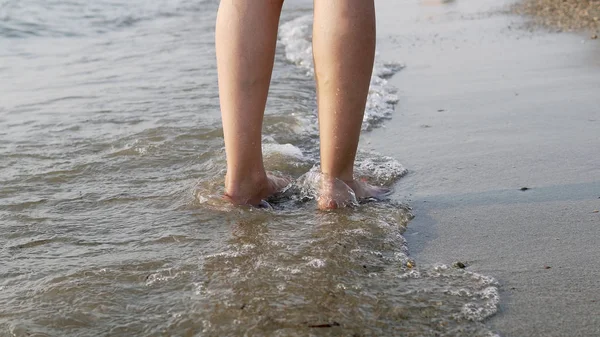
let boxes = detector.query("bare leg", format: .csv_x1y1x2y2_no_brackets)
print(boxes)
313,0,388,209
216,0,289,206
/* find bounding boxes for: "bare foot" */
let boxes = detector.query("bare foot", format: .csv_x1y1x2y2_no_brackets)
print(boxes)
346,178,390,200
317,175,390,210
224,173,291,207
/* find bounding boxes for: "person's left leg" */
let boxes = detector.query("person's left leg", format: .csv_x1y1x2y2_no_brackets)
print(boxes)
215,0,289,206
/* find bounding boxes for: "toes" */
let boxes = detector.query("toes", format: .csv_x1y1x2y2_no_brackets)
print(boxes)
317,197,339,210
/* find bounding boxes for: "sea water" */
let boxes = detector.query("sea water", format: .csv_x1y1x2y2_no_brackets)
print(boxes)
0,1,499,335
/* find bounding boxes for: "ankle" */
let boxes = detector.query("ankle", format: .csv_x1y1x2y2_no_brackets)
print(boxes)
224,171,269,203
320,170,354,185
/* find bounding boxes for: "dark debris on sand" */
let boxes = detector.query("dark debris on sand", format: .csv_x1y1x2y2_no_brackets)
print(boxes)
513,0,600,36
452,261,467,269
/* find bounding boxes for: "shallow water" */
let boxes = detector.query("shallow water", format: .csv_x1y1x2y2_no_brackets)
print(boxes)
1,1,499,336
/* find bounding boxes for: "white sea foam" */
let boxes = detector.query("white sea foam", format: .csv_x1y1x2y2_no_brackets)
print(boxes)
292,151,407,203
279,15,405,131
354,153,408,185
145,268,191,286
262,143,305,160
305,257,326,268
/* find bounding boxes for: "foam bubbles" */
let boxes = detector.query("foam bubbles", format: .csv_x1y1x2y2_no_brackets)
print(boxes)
306,258,326,268
355,153,408,185
145,268,190,286
279,15,405,131
263,143,305,160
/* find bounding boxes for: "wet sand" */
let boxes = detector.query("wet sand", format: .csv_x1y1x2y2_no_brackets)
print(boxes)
368,0,600,336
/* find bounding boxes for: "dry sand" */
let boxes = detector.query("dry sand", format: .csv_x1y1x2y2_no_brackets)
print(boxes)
513,0,600,37
369,0,600,336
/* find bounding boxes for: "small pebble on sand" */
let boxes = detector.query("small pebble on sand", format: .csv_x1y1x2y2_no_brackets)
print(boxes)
453,261,467,269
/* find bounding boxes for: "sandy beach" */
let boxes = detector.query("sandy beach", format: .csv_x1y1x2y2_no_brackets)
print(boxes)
368,0,600,336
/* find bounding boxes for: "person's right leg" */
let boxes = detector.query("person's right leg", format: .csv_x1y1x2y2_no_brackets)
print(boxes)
216,0,288,206
313,0,388,209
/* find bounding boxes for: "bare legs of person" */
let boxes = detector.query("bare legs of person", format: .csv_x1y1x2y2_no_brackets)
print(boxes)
215,0,289,206
215,0,388,209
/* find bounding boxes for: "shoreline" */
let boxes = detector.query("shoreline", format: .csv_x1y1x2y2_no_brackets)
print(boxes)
369,0,600,336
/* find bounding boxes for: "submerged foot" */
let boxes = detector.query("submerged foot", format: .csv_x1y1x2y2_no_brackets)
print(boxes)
347,179,390,200
317,175,390,210
224,173,291,207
